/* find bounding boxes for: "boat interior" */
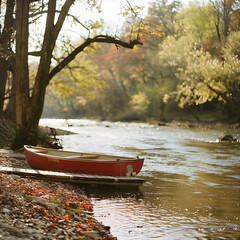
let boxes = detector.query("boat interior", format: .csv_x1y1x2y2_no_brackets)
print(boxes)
27,146,138,161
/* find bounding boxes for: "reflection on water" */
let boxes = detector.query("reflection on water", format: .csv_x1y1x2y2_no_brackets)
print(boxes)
40,119,240,239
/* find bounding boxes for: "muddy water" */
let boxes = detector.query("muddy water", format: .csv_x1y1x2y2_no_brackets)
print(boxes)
40,119,240,239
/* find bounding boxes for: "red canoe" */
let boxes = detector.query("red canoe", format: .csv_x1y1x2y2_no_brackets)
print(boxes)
24,145,144,177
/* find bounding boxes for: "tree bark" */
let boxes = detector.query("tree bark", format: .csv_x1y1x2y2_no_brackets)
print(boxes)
0,0,15,119
0,60,8,118
13,0,31,149
4,71,16,122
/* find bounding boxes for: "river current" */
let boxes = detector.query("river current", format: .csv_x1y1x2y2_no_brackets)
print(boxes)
40,118,240,239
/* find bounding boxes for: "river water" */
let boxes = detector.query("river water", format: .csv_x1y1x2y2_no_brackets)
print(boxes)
40,119,240,239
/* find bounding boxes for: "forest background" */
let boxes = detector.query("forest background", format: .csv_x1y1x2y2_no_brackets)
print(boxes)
1,0,240,149
41,0,240,123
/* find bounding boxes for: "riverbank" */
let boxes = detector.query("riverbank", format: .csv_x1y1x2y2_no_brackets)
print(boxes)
147,120,240,130
0,119,75,149
0,149,116,240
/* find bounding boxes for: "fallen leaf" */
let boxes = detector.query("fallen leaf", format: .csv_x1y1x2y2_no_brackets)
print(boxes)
63,215,69,221
50,223,56,228
52,217,59,222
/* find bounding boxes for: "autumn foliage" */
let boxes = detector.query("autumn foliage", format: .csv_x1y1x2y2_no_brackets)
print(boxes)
0,172,113,239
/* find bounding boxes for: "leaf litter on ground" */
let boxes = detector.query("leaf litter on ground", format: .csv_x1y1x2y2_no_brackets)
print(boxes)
0,171,116,240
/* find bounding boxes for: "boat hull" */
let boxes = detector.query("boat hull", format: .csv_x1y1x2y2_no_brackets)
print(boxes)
24,146,144,177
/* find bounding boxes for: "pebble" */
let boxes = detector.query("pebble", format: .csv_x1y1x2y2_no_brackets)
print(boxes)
81,230,100,238
30,196,59,212
2,208,10,213
8,174,21,179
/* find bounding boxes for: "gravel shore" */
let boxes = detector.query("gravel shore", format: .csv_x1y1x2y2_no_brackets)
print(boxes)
0,149,116,240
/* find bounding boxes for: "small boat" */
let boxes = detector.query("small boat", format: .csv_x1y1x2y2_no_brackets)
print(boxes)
24,145,144,177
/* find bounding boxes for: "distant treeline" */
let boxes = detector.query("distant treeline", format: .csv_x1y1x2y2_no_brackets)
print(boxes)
43,0,240,123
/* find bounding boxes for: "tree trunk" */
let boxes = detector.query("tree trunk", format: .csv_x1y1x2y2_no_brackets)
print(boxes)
0,60,8,118
13,0,58,149
13,0,31,150
5,71,16,122
0,0,15,119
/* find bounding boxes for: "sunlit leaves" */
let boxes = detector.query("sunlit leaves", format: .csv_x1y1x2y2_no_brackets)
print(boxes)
48,47,103,112
123,17,164,41
222,31,240,58
175,31,240,119
159,35,192,73
121,5,143,18
158,27,240,120
176,49,220,107
121,3,165,41
181,2,216,44
129,91,150,113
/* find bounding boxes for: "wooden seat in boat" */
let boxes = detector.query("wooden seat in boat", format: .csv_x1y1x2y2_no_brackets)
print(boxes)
65,155,99,159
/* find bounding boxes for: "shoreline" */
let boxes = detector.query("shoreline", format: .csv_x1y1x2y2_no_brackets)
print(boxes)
0,149,116,240
41,117,240,130
1,118,239,149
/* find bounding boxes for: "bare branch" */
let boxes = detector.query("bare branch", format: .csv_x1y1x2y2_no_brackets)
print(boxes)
48,35,143,82
52,0,75,43
68,13,91,31
125,0,138,18
28,50,41,56
30,10,90,31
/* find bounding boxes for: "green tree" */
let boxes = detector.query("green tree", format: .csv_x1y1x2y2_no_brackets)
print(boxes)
176,31,240,121
44,48,103,117
182,1,217,44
